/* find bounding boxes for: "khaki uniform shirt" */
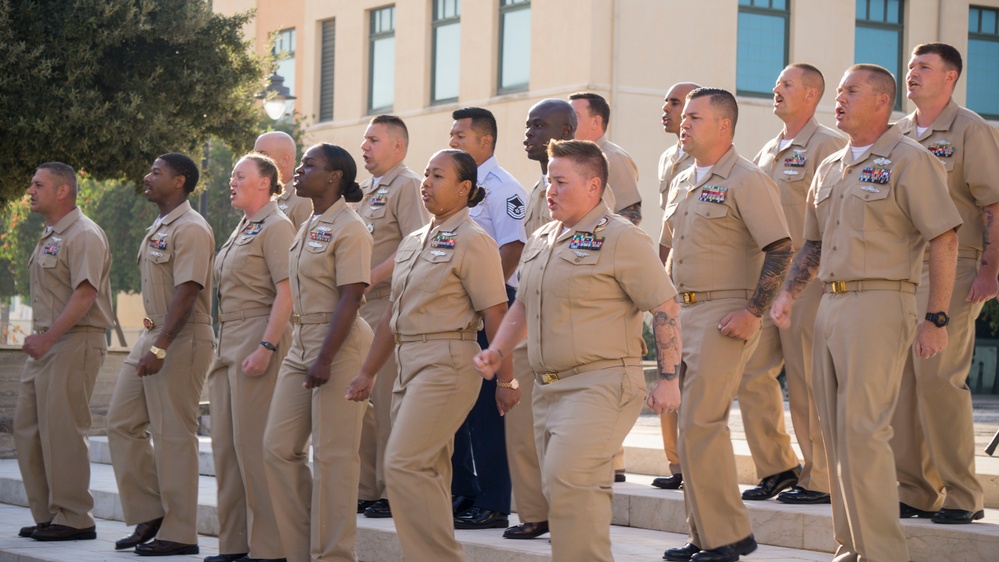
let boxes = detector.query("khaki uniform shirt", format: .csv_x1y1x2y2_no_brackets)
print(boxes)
276,189,313,231
663,146,790,293
215,201,295,316
288,198,372,315
524,176,616,238
658,142,694,210
895,99,999,254
517,202,675,372
390,207,507,336
595,134,642,211
139,200,214,322
805,126,962,284
29,207,114,330
358,161,429,296
754,117,846,249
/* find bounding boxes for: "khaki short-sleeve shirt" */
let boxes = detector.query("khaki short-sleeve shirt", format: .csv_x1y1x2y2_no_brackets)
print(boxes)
754,118,846,249
215,201,296,315
139,200,214,321
804,126,963,284
516,202,676,372
663,146,790,293
896,100,999,254
29,207,114,330
389,208,507,336
596,135,642,211
276,189,313,231
658,142,694,210
358,161,430,295
288,198,373,315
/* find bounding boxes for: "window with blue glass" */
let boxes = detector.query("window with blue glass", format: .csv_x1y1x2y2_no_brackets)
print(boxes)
273,29,296,119
736,0,789,97
968,6,999,119
498,0,530,93
855,0,904,109
432,0,461,104
368,6,395,114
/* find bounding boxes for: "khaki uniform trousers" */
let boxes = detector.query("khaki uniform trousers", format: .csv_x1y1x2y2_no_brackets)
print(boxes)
892,258,985,512
357,292,395,501
107,325,215,544
534,365,645,562
658,411,681,476
813,290,916,562
15,329,106,529
263,318,372,562
678,299,760,550
209,316,290,558
385,339,482,562
739,281,828,490
504,344,548,523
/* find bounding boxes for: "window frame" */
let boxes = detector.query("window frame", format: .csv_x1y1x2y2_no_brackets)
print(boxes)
431,0,461,105
318,18,336,122
497,0,530,95
368,5,396,114
735,0,790,98
967,5,999,120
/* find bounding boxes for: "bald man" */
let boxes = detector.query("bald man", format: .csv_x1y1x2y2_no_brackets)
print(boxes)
254,131,312,229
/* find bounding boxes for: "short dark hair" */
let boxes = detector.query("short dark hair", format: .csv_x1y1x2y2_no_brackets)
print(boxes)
370,114,409,144
547,139,609,194
787,63,826,98
311,143,364,203
435,149,484,208
569,92,611,130
36,162,78,195
846,64,897,106
913,42,963,78
452,107,498,143
157,152,200,194
687,87,739,132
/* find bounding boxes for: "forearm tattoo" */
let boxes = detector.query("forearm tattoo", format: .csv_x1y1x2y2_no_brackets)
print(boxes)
652,309,681,381
618,202,642,226
782,240,822,298
983,208,994,267
747,238,794,317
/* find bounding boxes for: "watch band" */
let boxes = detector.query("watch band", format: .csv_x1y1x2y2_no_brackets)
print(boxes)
260,341,278,352
149,345,167,360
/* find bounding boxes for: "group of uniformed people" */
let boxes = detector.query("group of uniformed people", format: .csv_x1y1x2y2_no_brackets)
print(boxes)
12,40,997,562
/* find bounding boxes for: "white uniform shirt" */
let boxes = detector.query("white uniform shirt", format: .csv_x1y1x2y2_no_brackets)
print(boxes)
470,155,528,287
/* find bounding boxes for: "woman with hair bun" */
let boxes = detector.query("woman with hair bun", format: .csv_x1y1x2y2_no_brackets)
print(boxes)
346,149,514,562
209,152,296,562
263,143,373,562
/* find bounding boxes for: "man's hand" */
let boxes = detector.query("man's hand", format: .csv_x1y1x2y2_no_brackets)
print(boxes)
241,347,273,377
136,352,165,377
718,309,761,340
967,269,999,303
914,322,948,359
345,372,375,401
770,291,794,329
473,348,502,380
304,358,331,389
22,333,56,360
496,385,520,416
646,379,680,415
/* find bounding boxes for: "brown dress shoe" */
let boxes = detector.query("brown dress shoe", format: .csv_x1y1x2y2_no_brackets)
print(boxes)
502,520,549,539
135,539,200,556
19,522,49,538
31,524,96,541
115,517,163,550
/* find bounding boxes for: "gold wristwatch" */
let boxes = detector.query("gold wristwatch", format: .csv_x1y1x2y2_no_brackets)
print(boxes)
149,345,168,360
497,378,520,390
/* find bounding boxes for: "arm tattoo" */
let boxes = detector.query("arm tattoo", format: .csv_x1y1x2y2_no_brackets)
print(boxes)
783,240,822,298
618,202,642,226
747,238,794,317
652,309,681,381
983,208,994,267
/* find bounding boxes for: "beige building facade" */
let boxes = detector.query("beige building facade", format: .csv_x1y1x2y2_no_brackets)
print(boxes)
214,0,999,240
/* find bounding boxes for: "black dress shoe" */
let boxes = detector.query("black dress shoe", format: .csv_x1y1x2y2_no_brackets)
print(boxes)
115,517,163,550
614,470,627,483
363,498,392,518
663,542,700,561
31,524,96,541
690,535,757,562
19,522,49,538
741,466,800,501
454,507,509,529
899,501,937,519
135,539,200,556
502,520,549,539
205,554,248,562
652,473,683,490
357,499,377,514
451,495,476,516
234,558,288,562
776,486,831,504
931,508,985,524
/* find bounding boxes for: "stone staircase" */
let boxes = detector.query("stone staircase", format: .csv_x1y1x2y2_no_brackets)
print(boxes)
0,416,997,561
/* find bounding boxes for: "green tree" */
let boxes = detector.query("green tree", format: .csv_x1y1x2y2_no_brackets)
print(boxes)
0,0,265,205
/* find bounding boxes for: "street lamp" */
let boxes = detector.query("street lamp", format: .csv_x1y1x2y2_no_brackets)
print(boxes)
256,70,296,120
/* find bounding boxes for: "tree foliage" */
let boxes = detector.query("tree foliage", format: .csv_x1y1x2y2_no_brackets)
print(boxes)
0,0,266,204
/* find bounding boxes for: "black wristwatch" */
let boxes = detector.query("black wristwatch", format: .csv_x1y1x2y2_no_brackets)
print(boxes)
260,341,278,352
925,311,950,328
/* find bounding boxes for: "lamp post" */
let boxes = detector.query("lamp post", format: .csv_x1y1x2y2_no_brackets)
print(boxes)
256,70,296,121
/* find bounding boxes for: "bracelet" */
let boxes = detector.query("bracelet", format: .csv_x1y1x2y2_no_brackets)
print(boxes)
260,341,278,352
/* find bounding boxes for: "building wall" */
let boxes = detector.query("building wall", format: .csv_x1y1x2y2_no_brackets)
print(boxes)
215,0,999,240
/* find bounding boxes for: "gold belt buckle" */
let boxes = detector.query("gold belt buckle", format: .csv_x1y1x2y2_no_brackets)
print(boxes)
681,292,696,304
292,314,302,325
394,334,402,345
540,371,559,385
830,281,847,294
143,317,155,329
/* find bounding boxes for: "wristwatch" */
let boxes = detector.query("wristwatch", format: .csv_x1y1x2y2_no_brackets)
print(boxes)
149,345,168,360
497,378,520,390
260,341,278,352
925,311,950,328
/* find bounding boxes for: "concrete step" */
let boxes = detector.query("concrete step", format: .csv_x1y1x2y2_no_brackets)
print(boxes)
2,460,998,561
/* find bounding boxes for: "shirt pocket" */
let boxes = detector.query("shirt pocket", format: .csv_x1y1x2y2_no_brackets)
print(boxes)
365,206,388,221
303,242,332,278
552,251,601,298
36,254,58,269
848,185,891,231
413,249,455,292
